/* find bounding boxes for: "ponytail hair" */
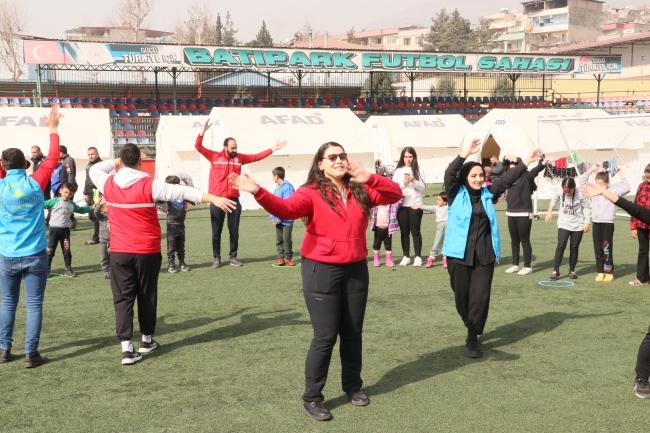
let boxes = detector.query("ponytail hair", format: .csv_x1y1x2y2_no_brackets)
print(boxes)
561,177,576,207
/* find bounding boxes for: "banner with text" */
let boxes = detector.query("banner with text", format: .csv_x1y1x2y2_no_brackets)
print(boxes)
24,41,621,74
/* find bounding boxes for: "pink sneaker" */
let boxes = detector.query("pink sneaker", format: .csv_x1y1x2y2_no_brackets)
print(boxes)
426,257,435,268
443,256,448,268
373,253,380,267
385,252,395,267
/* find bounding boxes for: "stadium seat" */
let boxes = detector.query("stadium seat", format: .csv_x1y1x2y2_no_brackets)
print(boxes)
160,110,169,115
125,130,135,138
126,98,134,105
116,138,126,145
122,123,133,130
136,130,147,138
127,138,138,145
94,103,104,109
139,137,150,145
84,104,93,109
202,110,210,115
145,98,154,105
62,104,72,108
115,98,124,105
181,110,190,116
109,110,117,117
191,110,200,115
21,98,31,106
130,117,141,125
205,98,214,106
2,97,11,104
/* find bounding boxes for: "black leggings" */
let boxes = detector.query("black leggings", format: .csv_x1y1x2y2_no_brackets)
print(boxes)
447,258,495,336
507,216,532,268
373,227,392,252
592,222,614,273
397,207,423,257
554,228,584,273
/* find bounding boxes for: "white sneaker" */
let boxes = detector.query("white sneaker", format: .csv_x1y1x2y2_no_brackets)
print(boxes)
122,350,142,365
517,267,533,275
399,256,411,266
413,257,423,267
505,265,520,274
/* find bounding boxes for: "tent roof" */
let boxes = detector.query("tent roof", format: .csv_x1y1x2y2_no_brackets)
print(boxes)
366,114,471,149
209,107,375,156
202,70,288,87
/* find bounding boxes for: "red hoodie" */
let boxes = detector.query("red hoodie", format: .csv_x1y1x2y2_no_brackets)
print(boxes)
0,134,60,193
253,174,403,264
195,134,272,198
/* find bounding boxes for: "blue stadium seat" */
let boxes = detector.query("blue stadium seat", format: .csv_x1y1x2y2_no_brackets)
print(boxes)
156,99,164,105
460,97,466,103
347,103,354,109
419,109,427,115
129,110,139,117
316,97,325,105
72,97,81,104
122,123,133,130
205,98,214,106
481,108,488,114
234,99,241,106
139,137,150,145
376,98,384,104
482,97,489,103
51,97,60,104
127,138,138,145
532,96,538,102
191,110,200,115
334,97,342,105
452,96,459,103
196,98,204,105
145,98,154,105
62,98,71,104
41,97,49,105
252,98,260,105
21,98,31,106
126,98,134,104
330,103,337,108
186,99,195,105
115,98,124,105
135,98,143,105
0,97,8,104
111,123,121,130
93,98,102,105
525,96,531,102
443,108,450,114
118,110,128,116
313,103,320,108
150,110,159,117
427,108,434,115
104,98,113,105
472,107,479,114
82,98,91,105
160,110,169,115
109,110,117,117
201,110,210,115
181,110,190,116
387,109,394,115
165,99,174,105
116,138,127,145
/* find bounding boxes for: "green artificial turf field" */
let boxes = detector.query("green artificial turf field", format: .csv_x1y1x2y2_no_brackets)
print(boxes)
2,186,649,432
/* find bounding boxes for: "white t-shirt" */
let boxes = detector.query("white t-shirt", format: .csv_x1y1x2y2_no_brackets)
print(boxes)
392,167,426,207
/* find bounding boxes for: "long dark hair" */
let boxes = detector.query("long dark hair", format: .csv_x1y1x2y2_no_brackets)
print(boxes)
396,147,421,181
303,142,371,218
561,177,576,207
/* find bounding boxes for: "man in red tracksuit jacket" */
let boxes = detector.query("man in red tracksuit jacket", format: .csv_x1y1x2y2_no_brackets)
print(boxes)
195,119,286,268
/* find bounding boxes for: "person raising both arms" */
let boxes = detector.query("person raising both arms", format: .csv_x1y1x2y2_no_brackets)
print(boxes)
443,138,542,359
392,147,426,267
228,142,402,421
195,119,286,268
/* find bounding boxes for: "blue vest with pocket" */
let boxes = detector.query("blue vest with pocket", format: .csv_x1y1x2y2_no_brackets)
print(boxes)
442,186,500,261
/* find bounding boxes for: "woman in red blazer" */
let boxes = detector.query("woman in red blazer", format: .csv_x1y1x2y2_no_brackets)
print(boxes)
230,142,402,421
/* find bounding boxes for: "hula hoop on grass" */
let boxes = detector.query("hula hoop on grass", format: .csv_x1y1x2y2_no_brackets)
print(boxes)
47,273,64,281
538,279,575,288
271,262,302,268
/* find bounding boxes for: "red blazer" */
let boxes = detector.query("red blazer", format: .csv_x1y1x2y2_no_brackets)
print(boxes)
195,134,272,198
254,174,403,264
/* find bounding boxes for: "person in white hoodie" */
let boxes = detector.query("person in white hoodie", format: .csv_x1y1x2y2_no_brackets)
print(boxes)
392,147,426,266
578,163,630,282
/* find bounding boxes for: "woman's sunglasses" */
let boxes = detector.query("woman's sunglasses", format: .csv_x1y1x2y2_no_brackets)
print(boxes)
323,153,348,162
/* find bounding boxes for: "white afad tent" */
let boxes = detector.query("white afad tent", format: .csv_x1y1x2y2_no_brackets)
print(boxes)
0,107,111,206
366,114,470,183
155,108,376,210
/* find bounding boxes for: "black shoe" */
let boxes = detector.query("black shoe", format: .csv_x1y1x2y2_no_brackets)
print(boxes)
635,378,650,398
64,268,77,277
139,339,158,354
465,334,482,358
569,271,578,279
168,262,178,273
84,240,98,245
121,350,142,365
212,258,221,269
346,389,370,406
104,272,110,279
179,262,191,272
0,348,12,363
229,257,243,267
302,402,332,421
549,271,559,281
25,351,49,368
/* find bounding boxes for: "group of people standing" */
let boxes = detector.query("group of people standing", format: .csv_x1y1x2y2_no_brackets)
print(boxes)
4,109,650,421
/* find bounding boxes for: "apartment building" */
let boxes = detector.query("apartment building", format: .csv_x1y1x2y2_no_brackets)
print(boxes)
340,25,428,50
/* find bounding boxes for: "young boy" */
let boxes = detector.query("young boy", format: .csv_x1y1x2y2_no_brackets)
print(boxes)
43,182,92,277
165,175,190,273
94,194,110,279
270,167,296,266
415,192,449,268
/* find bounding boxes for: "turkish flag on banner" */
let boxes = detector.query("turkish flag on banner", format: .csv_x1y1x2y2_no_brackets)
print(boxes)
24,41,68,64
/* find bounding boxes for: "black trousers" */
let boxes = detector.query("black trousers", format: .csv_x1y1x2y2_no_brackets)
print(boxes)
637,227,650,282
372,227,392,251
636,325,650,381
275,223,293,260
47,227,72,269
554,228,584,273
397,207,423,257
447,258,495,336
301,258,369,402
110,252,162,341
167,224,186,262
592,222,615,273
87,197,99,242
507,216,532,268
210,199,242,259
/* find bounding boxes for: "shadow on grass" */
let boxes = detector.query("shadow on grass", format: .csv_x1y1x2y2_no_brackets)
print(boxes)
325,311,617,410
148,309,310,358
189,255,284,269
43,308,252,363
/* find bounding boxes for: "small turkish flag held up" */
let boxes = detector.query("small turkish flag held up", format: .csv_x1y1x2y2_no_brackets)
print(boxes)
24,41,68,64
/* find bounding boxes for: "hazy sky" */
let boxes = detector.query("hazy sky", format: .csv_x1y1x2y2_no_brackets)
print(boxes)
25,0,650,43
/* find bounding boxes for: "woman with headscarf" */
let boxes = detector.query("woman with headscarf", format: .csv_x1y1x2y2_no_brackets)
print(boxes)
503,156,551,276
443,139,542,358
228,142,402,421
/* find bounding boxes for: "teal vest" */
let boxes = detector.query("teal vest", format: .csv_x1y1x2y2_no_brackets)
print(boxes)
442,186,500,261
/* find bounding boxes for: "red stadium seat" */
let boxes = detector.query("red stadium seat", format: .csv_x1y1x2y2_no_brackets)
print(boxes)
198,104,207,111
125,130,135,137
130,117,141,124
178,104,187,111
304,103,312,108
74,104,82,108
358,98,365,104
255,104,264,108
136,130,147,137
474,102,481,108
371,102,379,110
84,104,93,108
157,104,166,111
187,104,197,112
95,104,104,109
63,104,72,108
436,102,443,109
148,104,156,111
116,104,126,110
338,103,347,108
355,102,363,109
106,104,115,110
307,98,316,105
126,104,136,110
116,130,124,137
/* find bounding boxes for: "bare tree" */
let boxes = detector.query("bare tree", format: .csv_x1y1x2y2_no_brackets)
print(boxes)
108,0,156,42
174,1,217,45
301,22,323,40
0,0,29,82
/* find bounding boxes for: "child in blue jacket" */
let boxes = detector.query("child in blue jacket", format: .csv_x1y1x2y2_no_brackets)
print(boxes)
270,167,296,266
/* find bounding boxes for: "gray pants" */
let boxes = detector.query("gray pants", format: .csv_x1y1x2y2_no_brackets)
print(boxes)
100,241,110,273
276,223,293,260
429,221,447,258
